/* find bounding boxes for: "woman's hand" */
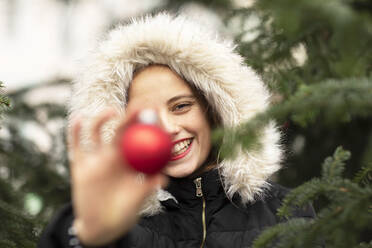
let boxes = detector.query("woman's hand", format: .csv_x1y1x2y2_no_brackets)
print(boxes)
69,109,168,246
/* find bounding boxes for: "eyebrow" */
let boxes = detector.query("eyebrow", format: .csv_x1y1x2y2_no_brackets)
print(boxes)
167,94,196,104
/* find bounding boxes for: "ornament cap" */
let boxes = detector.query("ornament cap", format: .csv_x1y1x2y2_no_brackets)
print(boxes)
137,109,158,125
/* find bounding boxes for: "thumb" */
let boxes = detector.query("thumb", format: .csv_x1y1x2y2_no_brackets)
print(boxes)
142,174,169,195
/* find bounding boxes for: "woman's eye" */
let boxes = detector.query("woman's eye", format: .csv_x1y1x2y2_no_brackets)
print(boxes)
173,103,192,112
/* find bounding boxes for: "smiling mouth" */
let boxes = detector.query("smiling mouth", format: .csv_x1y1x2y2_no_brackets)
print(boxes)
170,138,193,161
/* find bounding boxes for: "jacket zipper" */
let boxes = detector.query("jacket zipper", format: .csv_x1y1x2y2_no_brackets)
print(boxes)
193,177,206,248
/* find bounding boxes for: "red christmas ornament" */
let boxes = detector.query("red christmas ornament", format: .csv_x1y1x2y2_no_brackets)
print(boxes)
119,112,172,174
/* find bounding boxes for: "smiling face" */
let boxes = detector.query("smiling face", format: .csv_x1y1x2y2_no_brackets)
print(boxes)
126,65,212,178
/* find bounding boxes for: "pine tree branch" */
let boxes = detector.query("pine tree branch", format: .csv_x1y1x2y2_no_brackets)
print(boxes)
256,179,372,248
0,81,10,107
353,164,372,186
0,199,40,247
252,218,322,248
0,96,10,107
355,240,372,248
273,78,372,127
253,146,372,248
213,78,372,160
276,178,370,219
321,147,350,180
232,0,372,99
0,81,10,129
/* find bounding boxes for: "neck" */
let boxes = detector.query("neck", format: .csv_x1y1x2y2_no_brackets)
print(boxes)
187,162,216,179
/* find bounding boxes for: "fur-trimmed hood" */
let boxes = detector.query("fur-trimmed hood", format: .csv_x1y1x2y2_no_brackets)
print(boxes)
68,13,282,216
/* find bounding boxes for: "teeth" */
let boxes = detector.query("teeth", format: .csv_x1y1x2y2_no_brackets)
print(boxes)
172,139,192,155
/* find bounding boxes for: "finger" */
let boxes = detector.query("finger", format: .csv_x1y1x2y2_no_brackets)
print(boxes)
70,117,83,158
153,174,169,189
112,110,139,146
142,174,169,196
91,109,117,146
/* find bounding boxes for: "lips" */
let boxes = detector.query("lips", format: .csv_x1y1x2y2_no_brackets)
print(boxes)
170,138,193,161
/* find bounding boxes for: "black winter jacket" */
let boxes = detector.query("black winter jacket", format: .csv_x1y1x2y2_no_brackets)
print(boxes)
38,169,315,248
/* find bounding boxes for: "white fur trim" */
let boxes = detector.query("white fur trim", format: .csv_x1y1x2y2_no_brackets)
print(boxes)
68,13,282,215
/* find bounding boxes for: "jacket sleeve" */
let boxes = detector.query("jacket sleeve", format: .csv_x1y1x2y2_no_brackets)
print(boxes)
38,203,120,248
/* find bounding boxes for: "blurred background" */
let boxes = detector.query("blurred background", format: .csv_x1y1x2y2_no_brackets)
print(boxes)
0,0,371,247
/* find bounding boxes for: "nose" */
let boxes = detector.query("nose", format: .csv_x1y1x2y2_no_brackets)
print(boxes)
158,110,180,136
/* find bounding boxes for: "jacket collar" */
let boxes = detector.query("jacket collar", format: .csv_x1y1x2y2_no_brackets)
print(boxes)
163,168,224,208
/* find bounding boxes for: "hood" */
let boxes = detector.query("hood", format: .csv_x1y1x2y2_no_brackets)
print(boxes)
68,13,283,216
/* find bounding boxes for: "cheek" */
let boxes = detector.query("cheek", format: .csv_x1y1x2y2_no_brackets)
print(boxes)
192,117,211,150
201,130,212,155
184,111,210,135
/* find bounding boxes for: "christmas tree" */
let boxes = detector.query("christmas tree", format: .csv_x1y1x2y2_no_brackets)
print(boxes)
0,82,40,247
215,0,372,246
252,147,372,247
0,80,70,247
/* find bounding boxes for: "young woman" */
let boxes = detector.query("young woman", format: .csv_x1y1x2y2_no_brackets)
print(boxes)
39,13,315,248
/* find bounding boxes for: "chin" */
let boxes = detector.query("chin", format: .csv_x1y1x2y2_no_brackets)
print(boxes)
163,162,198,178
